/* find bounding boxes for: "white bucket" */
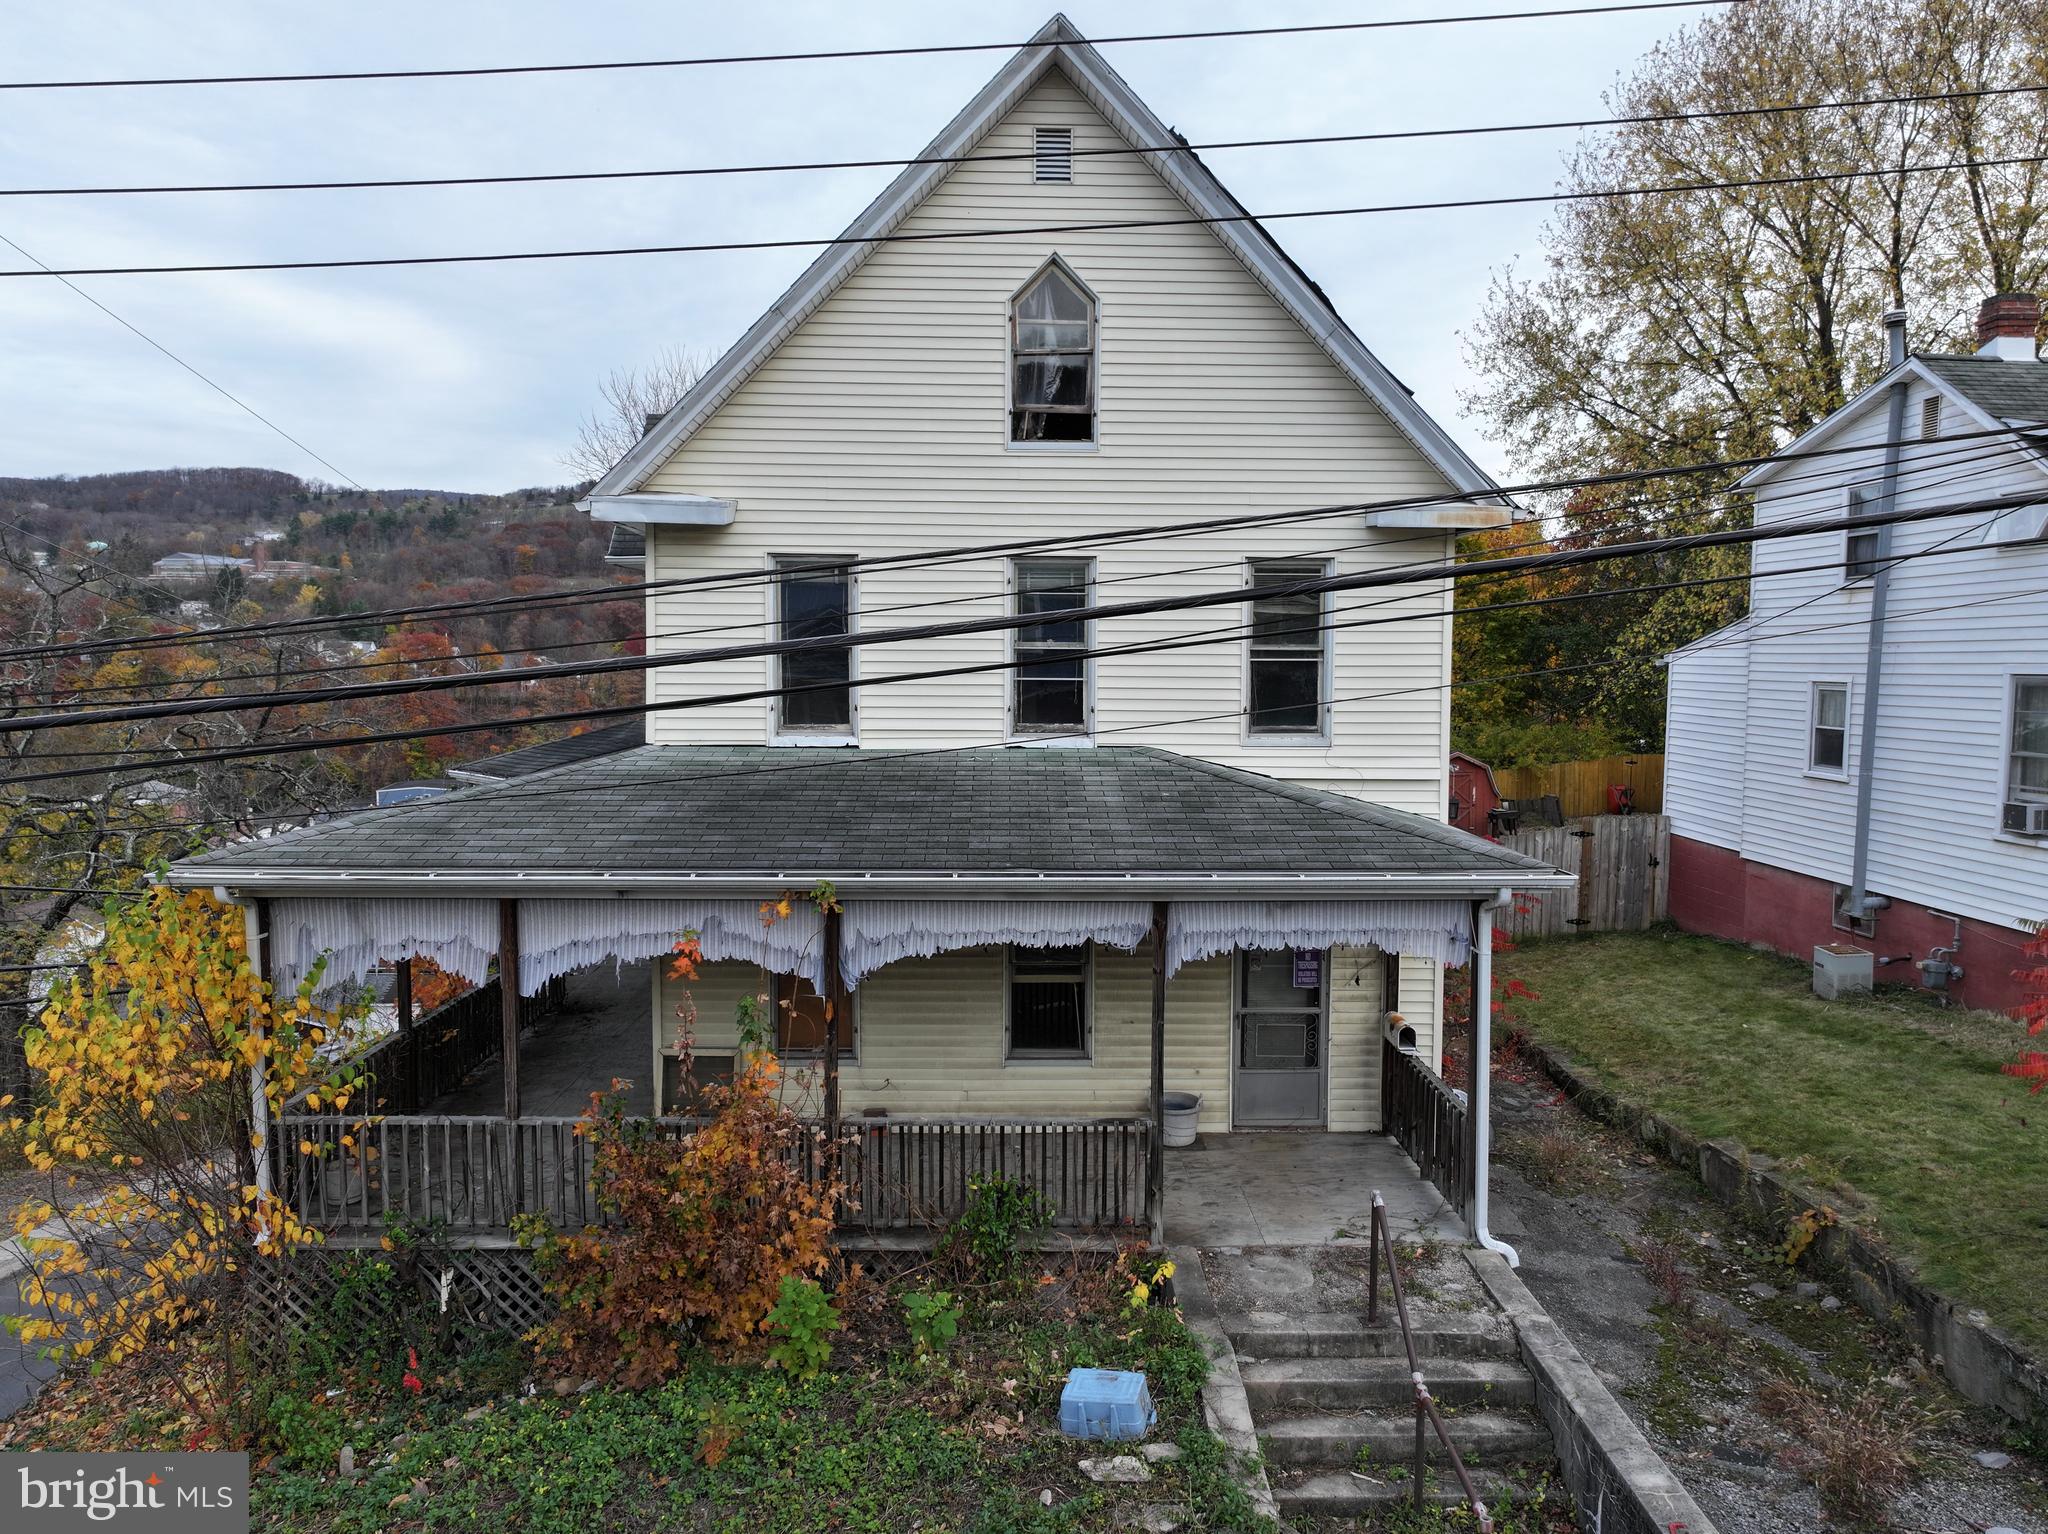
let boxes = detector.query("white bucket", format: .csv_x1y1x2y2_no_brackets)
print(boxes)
1161,1091,1202,1148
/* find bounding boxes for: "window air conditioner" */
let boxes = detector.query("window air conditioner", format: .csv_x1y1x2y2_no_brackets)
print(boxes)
2003,801,2048,835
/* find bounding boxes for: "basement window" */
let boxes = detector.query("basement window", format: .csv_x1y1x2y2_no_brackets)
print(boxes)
1007,945,1090,1059
1009,259,1096,443
1033,126,1074,183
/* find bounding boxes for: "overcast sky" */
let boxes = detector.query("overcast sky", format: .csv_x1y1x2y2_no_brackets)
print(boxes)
2,1,1705,492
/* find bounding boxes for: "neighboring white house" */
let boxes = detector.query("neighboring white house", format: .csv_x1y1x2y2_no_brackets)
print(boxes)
1663,294,2048,1013
171,18,1567,1244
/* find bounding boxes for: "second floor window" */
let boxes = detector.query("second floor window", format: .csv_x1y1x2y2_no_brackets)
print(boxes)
1845,490,1881,582
1247,559,1329,737
1012,557,1091,734
1010,260,1096,443
2010,676,2048,803
774,557,854,738
1809,681,1848,774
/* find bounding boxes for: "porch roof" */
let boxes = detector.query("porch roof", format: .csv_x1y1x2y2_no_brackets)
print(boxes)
167,746,1566,900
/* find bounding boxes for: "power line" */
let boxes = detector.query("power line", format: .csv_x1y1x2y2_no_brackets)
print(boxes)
0,6,1731,92
0,232,365,488
8,153,2035,280
11,416,2042,668
6,482,2035,739
36,566,2047,834
7,489,2037,777
17,426,2018,709
12,81,2041,200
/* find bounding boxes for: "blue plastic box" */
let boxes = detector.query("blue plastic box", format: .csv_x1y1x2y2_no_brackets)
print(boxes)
1057,1367,1157,1441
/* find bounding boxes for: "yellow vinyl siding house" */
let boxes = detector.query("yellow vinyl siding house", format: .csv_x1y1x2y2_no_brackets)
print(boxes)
170,16,1568,1246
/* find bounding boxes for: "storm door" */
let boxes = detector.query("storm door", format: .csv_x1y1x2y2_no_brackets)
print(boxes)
1231,949,1328,1127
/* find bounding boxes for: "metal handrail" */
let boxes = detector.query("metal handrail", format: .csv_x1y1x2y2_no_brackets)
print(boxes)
1365,1190,1494,1531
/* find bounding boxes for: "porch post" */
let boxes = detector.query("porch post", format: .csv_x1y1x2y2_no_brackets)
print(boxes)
821,906,845,1133
250,897,274,1201
1148,900,1168,1246
394,956,416,1112
497,900,521,1122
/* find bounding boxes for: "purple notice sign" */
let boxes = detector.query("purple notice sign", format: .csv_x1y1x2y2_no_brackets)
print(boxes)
1292,949,1323,989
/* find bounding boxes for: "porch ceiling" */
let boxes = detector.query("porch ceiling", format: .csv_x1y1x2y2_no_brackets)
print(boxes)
167,746,1568,899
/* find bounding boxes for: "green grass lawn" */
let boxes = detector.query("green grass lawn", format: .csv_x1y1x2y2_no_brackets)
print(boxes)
1497,928,2048,1353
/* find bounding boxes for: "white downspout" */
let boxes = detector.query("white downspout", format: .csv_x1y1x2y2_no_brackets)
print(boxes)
1471,889,1519,1267
218,888,272,1203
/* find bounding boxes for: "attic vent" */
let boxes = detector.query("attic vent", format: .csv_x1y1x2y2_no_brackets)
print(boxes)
1920,395,1942,439
1033,127,1073,183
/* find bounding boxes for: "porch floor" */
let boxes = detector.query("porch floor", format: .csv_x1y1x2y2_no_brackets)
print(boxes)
1165,1134,1463,1247
428,968,654,1117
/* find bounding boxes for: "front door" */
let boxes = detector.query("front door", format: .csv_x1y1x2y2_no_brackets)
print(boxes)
1231,949,1327,1128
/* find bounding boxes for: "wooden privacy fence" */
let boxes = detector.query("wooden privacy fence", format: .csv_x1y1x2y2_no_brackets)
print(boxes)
1493,753,1664,817
1496,814,1670,939
274,1112,1152,1239
1380,1036,1472,1218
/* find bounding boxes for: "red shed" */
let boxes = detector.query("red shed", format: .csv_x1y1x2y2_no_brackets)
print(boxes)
1448,750,1502,838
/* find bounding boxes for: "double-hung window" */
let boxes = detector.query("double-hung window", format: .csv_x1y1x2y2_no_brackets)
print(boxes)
772,973,855,1058
1011,557,1091,736
1010,260,1096,443
1007,945,1090,1059
1845,490,1882,582
1246,558,1329,738
773,557,854,739
1808,682,1848,775
2008,676,2048,804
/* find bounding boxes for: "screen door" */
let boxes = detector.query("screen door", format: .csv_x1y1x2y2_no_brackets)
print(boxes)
1232,949,1327,1127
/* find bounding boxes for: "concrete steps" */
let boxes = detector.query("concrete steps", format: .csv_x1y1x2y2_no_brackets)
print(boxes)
1222,1300,1555,1516
1273,1466,1523,1517
1241,1355,1536,1413
1259,1408,1555,1469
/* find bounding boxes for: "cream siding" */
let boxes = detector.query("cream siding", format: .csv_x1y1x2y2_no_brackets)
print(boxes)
655,943,1395,1133
636,70,1459,813
1663,370,2048,929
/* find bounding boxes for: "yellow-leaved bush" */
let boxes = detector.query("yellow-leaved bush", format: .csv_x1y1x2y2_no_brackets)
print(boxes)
0,885,365,1434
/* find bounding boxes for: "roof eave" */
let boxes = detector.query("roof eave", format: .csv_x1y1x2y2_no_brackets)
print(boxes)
168,867,1573,900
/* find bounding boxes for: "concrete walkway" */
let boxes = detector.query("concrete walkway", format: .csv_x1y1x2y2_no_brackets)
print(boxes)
1165,1132,1463,1247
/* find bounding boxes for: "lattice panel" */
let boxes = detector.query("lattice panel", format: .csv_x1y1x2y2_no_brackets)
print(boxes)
247,1247,556,1340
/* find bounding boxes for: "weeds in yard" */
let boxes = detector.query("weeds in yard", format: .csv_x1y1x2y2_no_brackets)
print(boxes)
1757,1374,1950,1526
1630,1237,1694,1313
1502,1121,1618,1197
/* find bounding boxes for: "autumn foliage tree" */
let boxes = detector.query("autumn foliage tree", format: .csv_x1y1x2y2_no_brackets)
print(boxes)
2008,920,2048,1093
0,886,363,1437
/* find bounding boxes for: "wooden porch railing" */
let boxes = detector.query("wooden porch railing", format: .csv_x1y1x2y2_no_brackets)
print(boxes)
273,1112,1152,1239
323,974,567,1116
1380,1035,1474,1218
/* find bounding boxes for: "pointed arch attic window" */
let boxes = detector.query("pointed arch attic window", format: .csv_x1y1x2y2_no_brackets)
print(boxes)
1010,260,1097,443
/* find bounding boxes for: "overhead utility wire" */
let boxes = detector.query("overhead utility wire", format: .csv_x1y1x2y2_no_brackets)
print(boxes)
0,6,1730,91
11,416,2041,667
7,486,2038,742
20,428,2019,708
0,232,365,488
16,543,2038,799
8,153,2034,280
13,81,2040,199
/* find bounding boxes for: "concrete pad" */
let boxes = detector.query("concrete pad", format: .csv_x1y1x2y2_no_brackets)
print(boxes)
1165,1133,1462,1248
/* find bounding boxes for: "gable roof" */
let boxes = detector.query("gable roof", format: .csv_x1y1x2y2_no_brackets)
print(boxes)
1739,353,2048,490
590,13,1499,503
167,745,1564,899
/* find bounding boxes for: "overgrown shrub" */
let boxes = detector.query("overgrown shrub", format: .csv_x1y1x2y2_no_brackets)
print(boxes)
942,1174,1052,1281
1758,1374,1947,1525
517,1057,840,1385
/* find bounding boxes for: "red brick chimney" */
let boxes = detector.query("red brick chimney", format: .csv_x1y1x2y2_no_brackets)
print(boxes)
1977,292,2041,362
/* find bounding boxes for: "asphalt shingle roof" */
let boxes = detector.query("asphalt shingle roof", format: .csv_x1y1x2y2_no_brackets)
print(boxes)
1917,353,2048,423
449,719,646,783
174,746,1553,882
